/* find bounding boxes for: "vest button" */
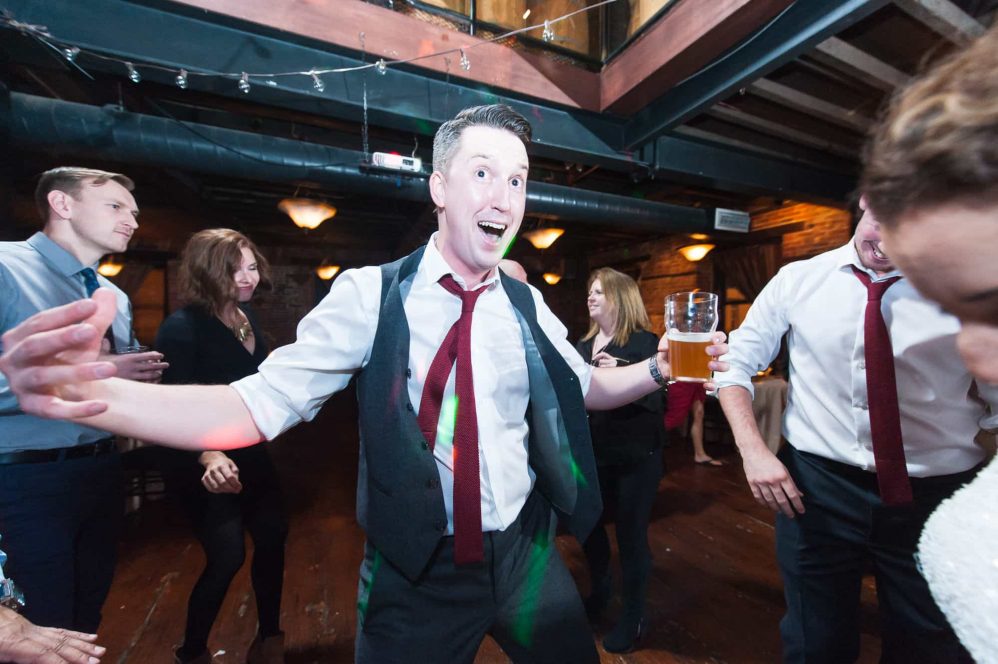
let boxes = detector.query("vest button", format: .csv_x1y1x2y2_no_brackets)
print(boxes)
405,402,414,412
434,520,446,532
406,368,412,378
427,477,439,489
421,440,428,450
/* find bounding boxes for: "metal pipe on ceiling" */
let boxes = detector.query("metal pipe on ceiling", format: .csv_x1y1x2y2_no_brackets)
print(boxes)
6,92,711,233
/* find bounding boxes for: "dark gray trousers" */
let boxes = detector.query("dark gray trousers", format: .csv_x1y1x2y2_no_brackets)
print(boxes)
777,445,975,664
355,491,598,664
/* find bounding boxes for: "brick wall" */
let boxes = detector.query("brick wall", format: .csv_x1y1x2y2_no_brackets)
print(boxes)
752,202,851,263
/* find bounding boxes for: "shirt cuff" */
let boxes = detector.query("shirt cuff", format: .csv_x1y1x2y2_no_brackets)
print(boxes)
230,374,299,441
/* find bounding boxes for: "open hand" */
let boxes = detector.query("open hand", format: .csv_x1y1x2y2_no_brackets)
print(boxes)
0,290,118,420
0,605,105,663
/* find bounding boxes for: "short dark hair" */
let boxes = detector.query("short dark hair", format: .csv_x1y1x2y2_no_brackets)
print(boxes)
34,167,135,222
432,104,532,175
179,228,271,317
862,24,998,226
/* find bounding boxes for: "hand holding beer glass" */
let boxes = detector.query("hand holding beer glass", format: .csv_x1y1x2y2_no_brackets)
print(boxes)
665,291,719,383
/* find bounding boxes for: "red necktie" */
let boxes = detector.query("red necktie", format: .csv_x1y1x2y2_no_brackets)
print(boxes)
417,275,487,564
852,266,912,505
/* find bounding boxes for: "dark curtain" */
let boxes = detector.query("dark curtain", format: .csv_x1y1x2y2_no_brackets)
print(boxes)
714,243,780,301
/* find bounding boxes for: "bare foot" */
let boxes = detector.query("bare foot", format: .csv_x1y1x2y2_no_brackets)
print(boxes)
694,456,724,466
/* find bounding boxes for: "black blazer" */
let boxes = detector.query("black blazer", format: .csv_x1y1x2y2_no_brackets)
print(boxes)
576,330,666,466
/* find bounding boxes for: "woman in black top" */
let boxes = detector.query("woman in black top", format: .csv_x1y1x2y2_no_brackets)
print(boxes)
576,267,665,654
156,229,287,664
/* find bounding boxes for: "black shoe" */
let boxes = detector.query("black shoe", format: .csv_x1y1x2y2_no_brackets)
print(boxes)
602,617,644,654
584,574,612,622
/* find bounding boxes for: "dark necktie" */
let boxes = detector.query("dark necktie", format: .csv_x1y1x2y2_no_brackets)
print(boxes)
416,274,487,564
80,267,101,296
852,266,912,505
79,267,117,352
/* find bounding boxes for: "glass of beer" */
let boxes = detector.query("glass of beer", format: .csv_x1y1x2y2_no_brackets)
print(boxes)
665,291,718,382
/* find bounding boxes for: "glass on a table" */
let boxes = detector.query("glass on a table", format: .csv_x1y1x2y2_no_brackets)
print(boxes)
112,343,150,355
665,291,718,383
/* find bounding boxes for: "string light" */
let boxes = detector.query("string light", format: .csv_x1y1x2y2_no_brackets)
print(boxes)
0,0,615,88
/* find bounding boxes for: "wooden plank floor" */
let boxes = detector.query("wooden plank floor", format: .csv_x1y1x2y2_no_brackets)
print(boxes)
99,393,882,663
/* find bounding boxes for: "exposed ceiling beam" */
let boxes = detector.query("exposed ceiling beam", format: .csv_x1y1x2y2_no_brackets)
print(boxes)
600,0,794,115
621,0,890,150
893,0,985,43
706,105,858,158
2,0,860,204
170,0,601,112
812,37,912,91
1,0,632,172
673,125,842,171
748,78,874,133
650,134,856,204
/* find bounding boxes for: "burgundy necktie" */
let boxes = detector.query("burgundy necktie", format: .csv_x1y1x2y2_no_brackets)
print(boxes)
417,274,487,564
852,266,912,505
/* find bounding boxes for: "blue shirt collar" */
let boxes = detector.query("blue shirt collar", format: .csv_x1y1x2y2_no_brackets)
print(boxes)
26,232,95,278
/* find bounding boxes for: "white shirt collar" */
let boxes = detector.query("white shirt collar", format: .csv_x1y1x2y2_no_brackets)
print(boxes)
833,241,903,281
423,232,501,291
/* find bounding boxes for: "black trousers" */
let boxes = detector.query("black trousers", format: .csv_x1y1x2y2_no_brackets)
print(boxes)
355,491,599,664
584,447,663,620
776,445,976,664
0,451,121,631
169,446,287,656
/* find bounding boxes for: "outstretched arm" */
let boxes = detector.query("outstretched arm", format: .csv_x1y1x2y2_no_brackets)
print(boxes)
0,290,261,451
585,331,728,410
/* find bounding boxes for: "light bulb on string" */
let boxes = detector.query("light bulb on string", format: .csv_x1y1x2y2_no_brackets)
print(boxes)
126,63,141,83
542,20,554,43
375,58,387,75
175,69,188,89
238,72,251,94
311,72,325,92
459,49,470,71
62,46,79,62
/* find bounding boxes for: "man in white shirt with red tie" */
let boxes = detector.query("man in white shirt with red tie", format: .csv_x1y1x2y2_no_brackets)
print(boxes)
0,105,727,663
715,197,998,663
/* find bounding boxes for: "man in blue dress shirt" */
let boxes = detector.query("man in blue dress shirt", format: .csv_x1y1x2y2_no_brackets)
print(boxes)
0,167,166,631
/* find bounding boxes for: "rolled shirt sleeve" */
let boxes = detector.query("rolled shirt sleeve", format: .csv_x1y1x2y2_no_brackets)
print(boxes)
230,266,381,440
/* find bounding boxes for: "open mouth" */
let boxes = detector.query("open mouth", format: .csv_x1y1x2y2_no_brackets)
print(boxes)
477,220,507,242
870,242,888,261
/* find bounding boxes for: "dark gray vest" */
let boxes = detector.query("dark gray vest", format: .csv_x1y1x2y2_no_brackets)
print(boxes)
354,246,601,581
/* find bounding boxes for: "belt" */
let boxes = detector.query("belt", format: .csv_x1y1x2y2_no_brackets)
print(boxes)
0,439,117,465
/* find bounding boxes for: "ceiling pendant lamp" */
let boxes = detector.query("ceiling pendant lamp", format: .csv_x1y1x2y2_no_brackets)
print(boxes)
522,228,565,250
279,198,337,230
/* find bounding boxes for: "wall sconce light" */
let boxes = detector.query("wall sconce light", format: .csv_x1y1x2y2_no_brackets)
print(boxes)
678,244,716,262
522,228,565,250
97,256,124,277
689,233,710,241
542,272,562,285
315,263,341,280
279,198,337,230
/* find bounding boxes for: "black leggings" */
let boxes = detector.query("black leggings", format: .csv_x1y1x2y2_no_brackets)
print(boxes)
173,449,288,656
584,448,663,620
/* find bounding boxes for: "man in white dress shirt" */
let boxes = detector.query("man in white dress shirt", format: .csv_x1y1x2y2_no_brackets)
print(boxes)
0,105,727,662
714,197,998,663
862,24,998,664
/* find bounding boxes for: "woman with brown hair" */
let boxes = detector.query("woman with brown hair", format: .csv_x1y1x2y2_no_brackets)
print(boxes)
155,229,287,664
576,267,666,654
